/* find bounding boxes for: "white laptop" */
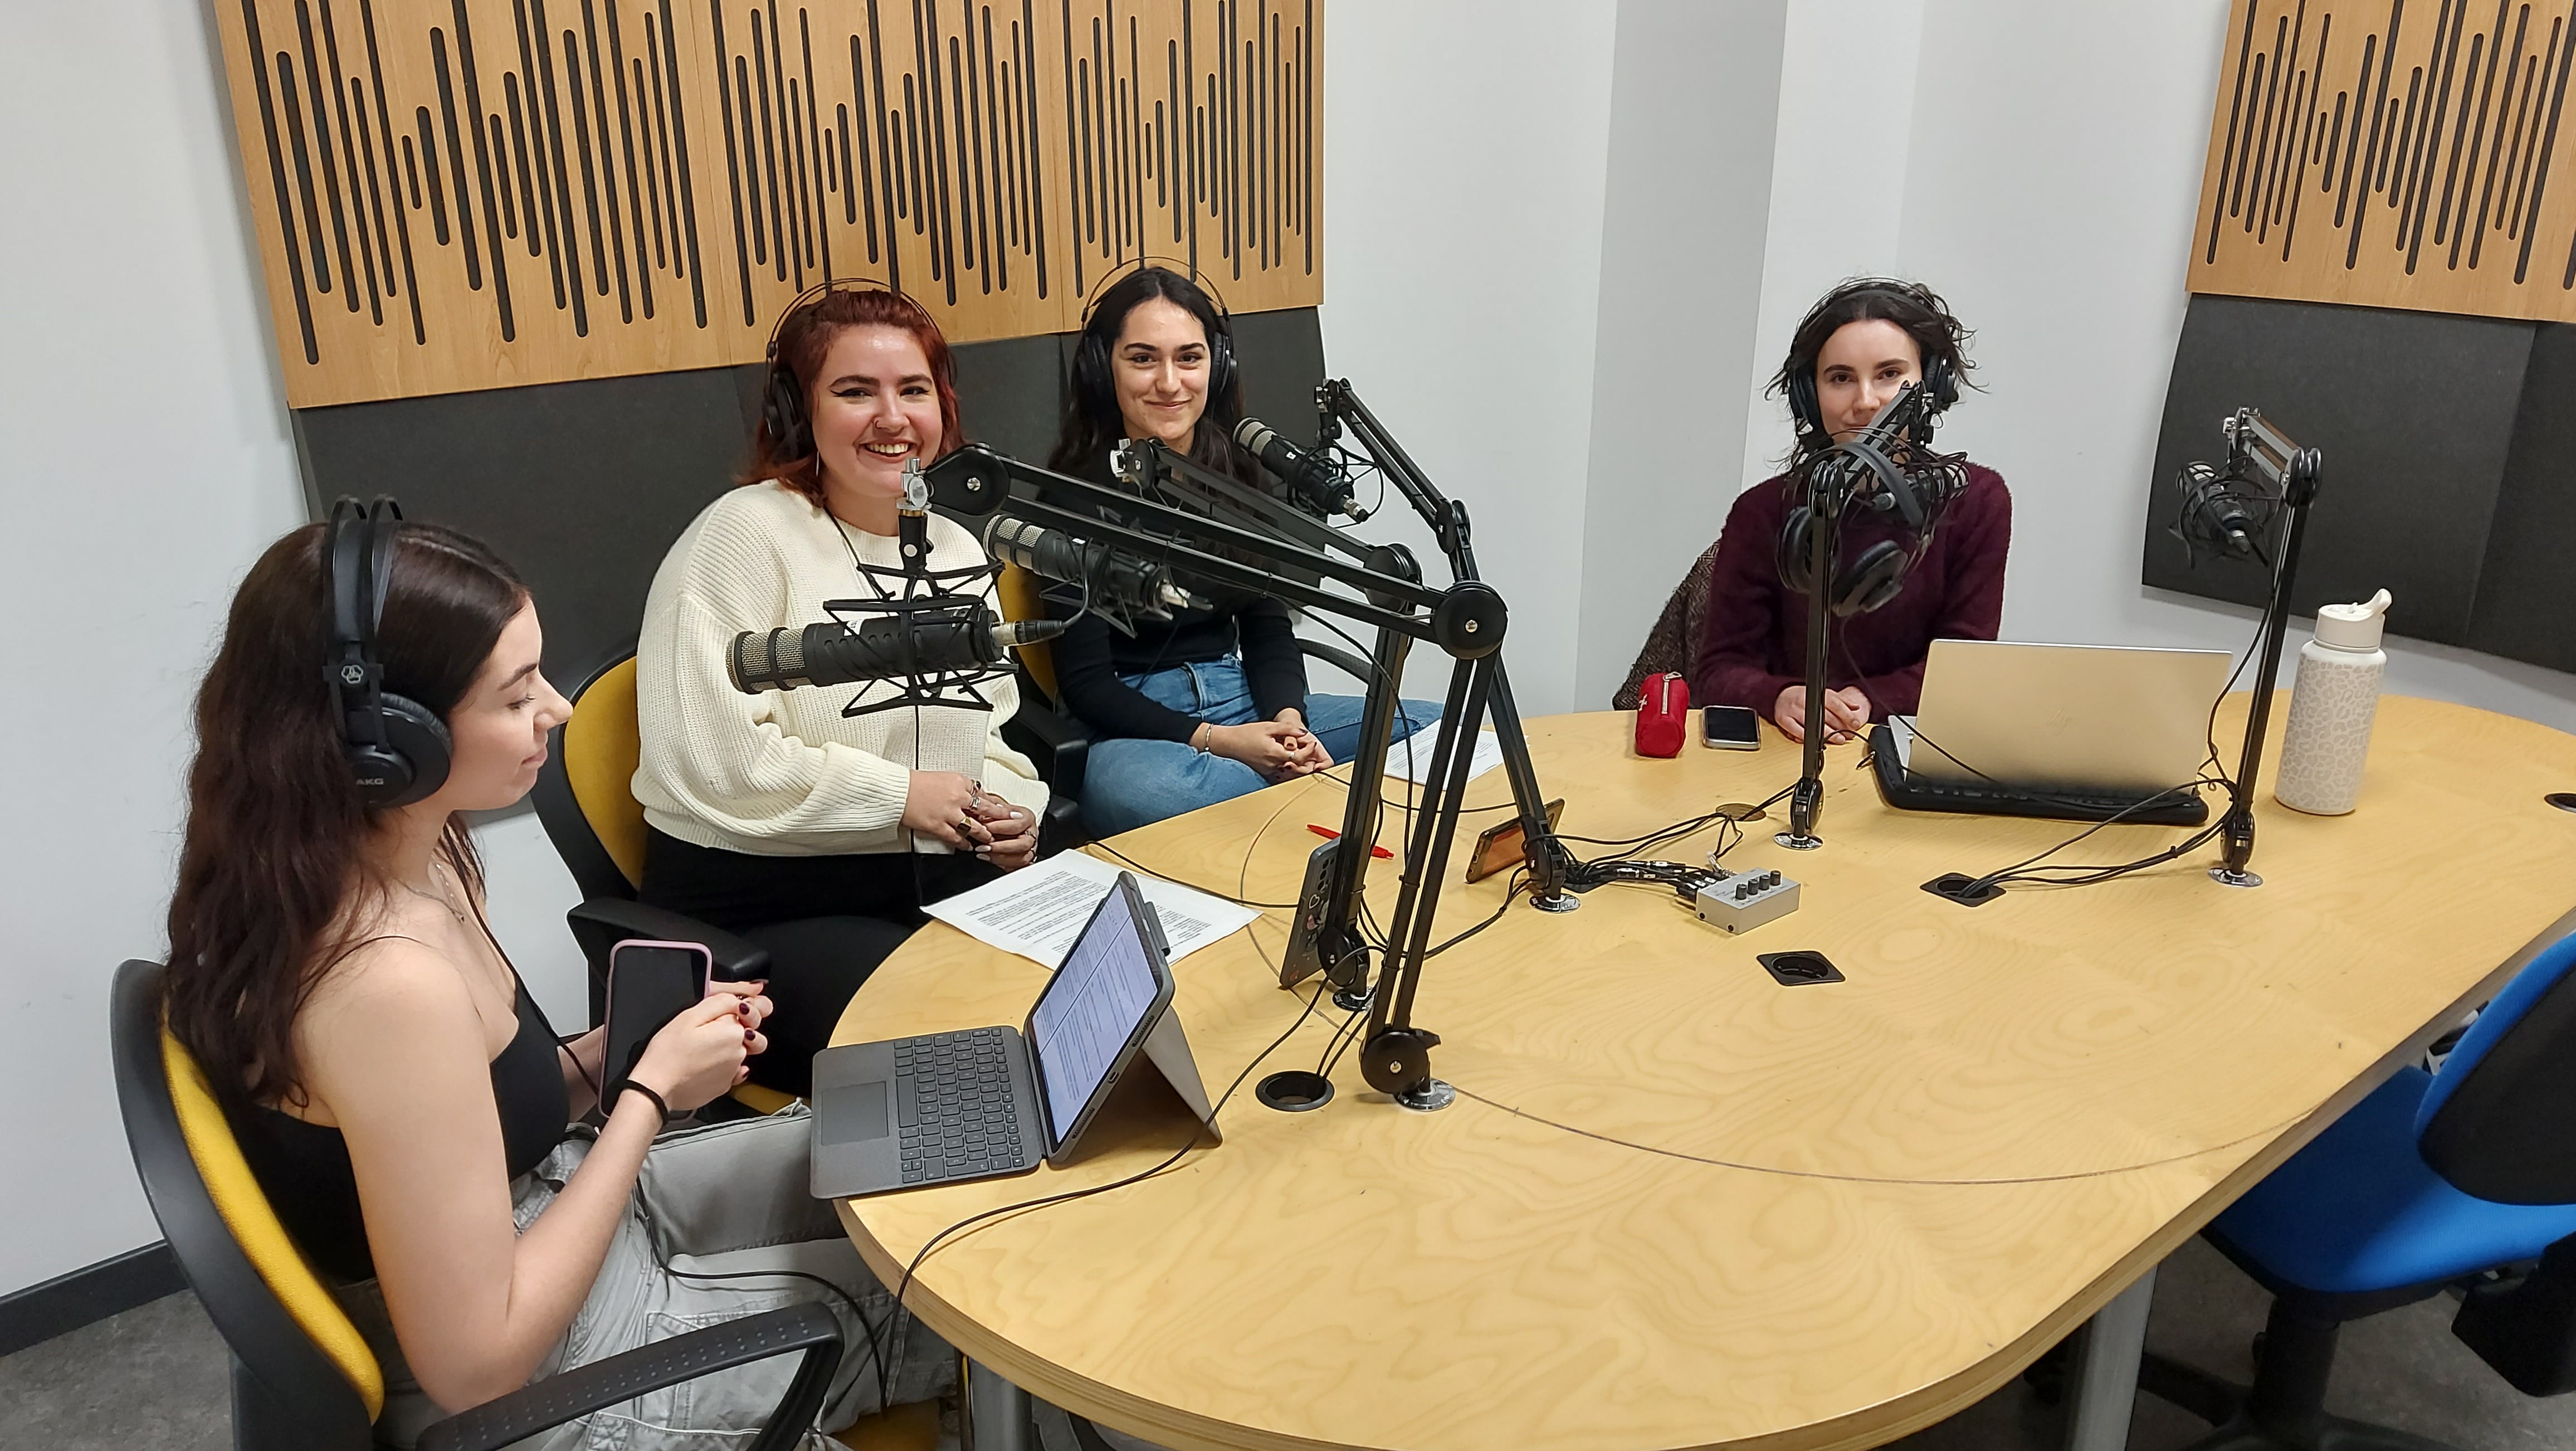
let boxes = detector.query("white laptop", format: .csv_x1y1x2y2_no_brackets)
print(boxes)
1891,640,2235,796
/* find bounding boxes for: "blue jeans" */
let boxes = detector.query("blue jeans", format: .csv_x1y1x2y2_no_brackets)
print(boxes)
1080,657,1443,838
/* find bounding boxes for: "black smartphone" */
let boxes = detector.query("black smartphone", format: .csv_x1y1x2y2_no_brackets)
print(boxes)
1702,704,1761,751
603,939,714,1092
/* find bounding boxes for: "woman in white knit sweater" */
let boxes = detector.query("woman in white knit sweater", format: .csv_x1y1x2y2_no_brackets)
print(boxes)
633,285,1047,1095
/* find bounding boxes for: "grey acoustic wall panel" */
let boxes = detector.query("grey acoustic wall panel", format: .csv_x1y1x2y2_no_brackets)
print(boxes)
292,309,1324,681
2466,324,2576,674
2143,295,2535,648
293,364,757,685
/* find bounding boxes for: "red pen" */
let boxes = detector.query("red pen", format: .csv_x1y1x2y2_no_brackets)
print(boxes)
1309,824,1393,859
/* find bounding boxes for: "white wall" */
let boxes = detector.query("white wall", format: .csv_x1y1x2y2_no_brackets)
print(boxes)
0,2,306,1295
1879,0,2576,736
0,2,586,1299
1733,0,1925,496
1316,0,1621,716
1573,0,1787,708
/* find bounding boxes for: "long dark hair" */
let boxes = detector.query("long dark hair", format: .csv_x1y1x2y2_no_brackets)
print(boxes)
744,285,965,503
1049,266,1255,485
165,519,529,1111
1769,276,1976,468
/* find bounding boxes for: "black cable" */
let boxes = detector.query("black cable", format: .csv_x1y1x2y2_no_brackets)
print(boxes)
1426,866,1530,957
1084,836,1304,910
660,1262,892,1411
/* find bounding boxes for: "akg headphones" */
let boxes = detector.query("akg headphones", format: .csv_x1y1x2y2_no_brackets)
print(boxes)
1782,280,1962,461
1775,280,1964,616
758,277,936,462
1071,257,1238,425
325,496,452,808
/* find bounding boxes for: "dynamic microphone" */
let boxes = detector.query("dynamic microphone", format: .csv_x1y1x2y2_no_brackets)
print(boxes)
982,514,1195,617
728,607,1068,694
1234,417,1365,520
2173,462,2260,559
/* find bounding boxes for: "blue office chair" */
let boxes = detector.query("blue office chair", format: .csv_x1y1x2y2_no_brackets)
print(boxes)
2140,930,2576,1449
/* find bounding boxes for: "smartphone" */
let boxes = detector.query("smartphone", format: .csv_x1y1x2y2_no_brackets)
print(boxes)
1466,799,1567,883
603,939,714,1092
1702,704,1762,751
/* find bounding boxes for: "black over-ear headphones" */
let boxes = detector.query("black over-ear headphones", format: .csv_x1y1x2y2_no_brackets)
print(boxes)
1072,259,1238,429
1782,281,1961,461
759,277,935,462
1775,514,1916,618
1775,281,1964,616
326,496,452,807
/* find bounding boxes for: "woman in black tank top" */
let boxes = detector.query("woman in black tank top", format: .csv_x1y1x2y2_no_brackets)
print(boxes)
164,512,953,1446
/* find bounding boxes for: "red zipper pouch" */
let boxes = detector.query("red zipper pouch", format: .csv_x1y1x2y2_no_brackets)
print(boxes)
1635,672,1687,758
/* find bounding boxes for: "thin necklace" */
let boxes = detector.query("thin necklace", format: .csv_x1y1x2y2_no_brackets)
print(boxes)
399,873,471,928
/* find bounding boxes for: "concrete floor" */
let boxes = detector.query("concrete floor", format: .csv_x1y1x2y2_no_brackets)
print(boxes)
4,1236,2572,1450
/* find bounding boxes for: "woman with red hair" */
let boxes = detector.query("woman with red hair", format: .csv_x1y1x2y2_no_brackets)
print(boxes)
634,285,1046,1095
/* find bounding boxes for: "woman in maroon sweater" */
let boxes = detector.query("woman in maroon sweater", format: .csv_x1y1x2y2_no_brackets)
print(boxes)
1694,279,2011,742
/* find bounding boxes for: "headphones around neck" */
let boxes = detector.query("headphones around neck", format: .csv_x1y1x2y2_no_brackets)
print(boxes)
1072,258,1238,435
325,496,452,808
759,277,938,462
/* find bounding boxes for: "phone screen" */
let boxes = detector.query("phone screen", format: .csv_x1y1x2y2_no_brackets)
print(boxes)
604,943,710,1090
1466,798,1567,883
1702,705,1760,747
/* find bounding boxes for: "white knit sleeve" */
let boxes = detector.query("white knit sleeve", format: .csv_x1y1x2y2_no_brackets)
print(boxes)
637,587,914,841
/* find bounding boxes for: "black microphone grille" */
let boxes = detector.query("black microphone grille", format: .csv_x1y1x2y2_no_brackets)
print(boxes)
1233,416,1276,451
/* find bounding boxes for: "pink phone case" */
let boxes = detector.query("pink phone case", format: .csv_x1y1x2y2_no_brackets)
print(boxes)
604,939,714,1080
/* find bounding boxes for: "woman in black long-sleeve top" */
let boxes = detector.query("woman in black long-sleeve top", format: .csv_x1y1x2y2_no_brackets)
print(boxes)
1046,267,1439,837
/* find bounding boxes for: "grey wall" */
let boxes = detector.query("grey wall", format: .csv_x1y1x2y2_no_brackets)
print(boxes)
1577,0,1788,708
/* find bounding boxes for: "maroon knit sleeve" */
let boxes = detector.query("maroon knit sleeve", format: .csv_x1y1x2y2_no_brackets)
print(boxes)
1692,478,1802,713
1852,465,2012,718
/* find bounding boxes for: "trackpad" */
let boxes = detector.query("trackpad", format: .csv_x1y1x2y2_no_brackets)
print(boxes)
820,1080,891,1144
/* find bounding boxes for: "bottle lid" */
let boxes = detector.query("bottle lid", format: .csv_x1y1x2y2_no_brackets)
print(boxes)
2313,588,2393,650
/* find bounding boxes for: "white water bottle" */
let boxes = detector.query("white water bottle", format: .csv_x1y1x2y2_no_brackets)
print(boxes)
2274,589,2393,816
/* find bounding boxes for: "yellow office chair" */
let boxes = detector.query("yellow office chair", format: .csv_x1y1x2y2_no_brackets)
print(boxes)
531,646,800,1114
106,958,885,1451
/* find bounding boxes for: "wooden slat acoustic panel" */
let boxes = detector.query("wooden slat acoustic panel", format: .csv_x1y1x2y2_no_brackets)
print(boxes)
2188,0,2576,323
211,0,1323,407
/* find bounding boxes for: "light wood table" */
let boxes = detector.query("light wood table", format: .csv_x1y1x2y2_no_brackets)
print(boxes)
833,698,2576,1451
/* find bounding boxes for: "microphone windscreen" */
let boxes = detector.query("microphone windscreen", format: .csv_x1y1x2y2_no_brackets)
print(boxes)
728,627,809,693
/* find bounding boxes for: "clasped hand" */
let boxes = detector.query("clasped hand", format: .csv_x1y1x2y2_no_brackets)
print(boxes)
628,980,773,1111
902,771,1038,869
1206,712,1330,781
1772,685,1872,745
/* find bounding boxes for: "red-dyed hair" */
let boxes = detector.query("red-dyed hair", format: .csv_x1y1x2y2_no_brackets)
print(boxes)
744,286,965,502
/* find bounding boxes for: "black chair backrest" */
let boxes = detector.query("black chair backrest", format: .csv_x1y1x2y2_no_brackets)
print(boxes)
109,959,377,1449
2418,930,2576,1205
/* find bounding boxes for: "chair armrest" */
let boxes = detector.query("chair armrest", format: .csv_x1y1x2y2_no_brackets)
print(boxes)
1297,638,1375,688
567,899,773,982
1001,705,1090,800
417,1303,843,1451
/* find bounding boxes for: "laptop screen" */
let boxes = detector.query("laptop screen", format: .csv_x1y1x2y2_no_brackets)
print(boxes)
1027,880,1165,1147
